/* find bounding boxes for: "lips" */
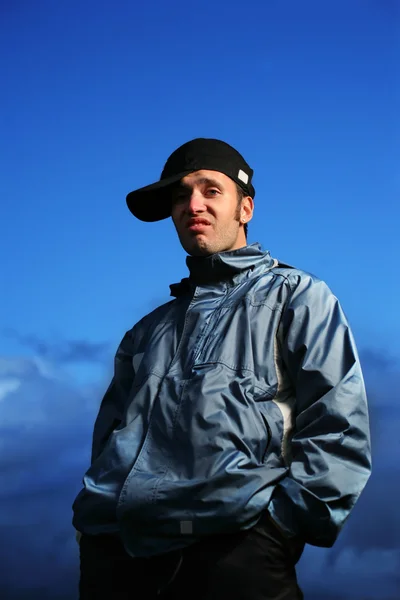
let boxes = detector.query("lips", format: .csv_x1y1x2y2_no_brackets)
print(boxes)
186,218,211,231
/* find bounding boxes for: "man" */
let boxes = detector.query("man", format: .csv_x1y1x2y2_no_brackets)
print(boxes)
73,138,371,599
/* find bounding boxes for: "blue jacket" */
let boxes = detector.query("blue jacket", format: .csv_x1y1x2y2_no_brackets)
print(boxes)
72,243,371,557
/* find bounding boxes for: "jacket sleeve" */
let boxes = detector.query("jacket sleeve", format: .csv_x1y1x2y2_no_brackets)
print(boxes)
268,273,371,547
91,329,135,463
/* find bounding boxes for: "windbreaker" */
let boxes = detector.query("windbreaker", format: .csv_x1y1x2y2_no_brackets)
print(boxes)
72,243,371,557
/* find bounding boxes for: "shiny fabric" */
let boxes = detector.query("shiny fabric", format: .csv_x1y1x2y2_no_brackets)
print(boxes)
72,243,371,557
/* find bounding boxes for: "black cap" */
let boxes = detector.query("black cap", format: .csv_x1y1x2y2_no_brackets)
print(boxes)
126,138,255,222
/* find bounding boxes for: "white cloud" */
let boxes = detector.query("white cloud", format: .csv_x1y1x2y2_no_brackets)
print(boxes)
0,377,21,402
0,356,101,427
0,355,99,595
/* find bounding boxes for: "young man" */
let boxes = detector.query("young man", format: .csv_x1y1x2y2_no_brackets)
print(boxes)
73,138,371,599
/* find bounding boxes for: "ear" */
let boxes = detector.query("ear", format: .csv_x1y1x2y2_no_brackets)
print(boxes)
240,196,254,224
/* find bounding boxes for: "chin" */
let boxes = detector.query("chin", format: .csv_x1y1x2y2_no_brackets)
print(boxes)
180,235,213,257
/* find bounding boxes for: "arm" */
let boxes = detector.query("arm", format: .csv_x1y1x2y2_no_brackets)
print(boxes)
90,329,135,463
268,273,371,547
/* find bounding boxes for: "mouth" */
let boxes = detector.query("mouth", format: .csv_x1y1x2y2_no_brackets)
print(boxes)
186,218,211,232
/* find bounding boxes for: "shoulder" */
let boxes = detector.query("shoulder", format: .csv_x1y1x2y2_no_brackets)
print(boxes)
270,260,336,302
129,298,178,335
271,259,322,286
114,298,178,360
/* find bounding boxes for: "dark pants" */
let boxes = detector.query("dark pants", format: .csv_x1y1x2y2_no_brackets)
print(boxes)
79,514,305,599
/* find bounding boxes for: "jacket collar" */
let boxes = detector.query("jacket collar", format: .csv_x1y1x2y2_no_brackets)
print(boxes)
170,243,276,297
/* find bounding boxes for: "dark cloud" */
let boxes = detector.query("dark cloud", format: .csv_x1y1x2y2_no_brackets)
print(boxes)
3,329,111,364
0,357,99,598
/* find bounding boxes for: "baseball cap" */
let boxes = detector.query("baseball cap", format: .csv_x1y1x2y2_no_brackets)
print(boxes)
126,138,255,222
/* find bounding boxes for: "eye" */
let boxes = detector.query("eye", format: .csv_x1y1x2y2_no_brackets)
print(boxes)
206,188,219,196
172,190,189,204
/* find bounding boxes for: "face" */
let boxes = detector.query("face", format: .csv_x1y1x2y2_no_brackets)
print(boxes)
170,170,253,257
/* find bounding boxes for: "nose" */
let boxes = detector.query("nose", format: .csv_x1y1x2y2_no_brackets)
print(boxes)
186,190,207,214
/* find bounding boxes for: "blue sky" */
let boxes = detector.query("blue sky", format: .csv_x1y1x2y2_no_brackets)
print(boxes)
1,0,399,598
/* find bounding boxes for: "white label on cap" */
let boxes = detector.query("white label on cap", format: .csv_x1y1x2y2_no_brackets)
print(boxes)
238,169,249,184
180,521,193,534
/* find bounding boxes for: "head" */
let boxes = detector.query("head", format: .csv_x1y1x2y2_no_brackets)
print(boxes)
126,138,255,256
170,170,253,256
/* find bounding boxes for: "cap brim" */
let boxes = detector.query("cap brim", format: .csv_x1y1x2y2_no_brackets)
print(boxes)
126,171,192,222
